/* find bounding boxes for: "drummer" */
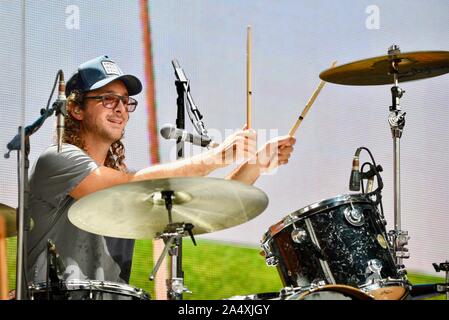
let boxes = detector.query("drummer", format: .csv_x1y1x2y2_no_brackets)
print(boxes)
26,55,295,294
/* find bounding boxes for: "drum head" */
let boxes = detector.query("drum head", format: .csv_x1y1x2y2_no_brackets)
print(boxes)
287,285,374,300
369,285,408,300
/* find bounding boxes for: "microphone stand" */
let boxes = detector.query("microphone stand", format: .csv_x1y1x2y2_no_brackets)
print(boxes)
150,61,190,300
172,60,211,139
169,69,186,300
151,60,214,300
151,60,212,300
175,67,186,159
4,71,66,300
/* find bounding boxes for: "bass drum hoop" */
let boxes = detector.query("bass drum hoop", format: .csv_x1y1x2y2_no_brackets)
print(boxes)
295,284,374,300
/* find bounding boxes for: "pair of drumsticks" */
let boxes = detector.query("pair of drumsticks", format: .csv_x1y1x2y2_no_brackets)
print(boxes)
245,25,337,135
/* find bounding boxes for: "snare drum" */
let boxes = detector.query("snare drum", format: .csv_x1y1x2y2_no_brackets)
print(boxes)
28,279,150,300
261,194,399,289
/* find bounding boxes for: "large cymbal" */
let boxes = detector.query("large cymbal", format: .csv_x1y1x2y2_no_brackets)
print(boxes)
68,177,269,239
320,51,449,85
0,203,17,238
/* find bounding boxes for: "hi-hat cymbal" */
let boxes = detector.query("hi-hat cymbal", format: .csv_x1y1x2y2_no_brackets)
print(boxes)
320,51,449,85
68,177,269,239
0,203,34,238
0,203,17,237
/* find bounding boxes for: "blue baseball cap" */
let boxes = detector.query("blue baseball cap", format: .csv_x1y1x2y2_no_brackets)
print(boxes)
65,55,142,96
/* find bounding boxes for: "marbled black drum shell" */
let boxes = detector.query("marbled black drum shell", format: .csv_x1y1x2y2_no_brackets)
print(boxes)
269,200,398,288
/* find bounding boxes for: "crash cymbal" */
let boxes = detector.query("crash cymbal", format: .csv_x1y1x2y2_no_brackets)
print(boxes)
320,51,449,85
68,177,269,239
0,203,17,238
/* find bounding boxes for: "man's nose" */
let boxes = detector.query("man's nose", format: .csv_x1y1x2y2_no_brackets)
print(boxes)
114,99,127,114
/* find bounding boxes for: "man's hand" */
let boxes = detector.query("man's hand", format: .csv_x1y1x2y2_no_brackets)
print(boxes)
211,128,257,167
255,135,296,173
226,134,296,185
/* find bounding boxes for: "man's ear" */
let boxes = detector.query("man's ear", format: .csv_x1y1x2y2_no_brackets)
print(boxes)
70,104,84,120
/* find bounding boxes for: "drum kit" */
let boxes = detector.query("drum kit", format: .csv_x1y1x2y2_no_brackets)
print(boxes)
2,45,449,300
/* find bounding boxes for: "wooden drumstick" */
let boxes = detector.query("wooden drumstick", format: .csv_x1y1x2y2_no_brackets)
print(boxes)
288,60,337,136
246,25,252,129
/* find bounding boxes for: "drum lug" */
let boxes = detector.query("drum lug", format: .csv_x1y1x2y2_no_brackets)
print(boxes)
344,207,365,226
291,228,307,244
169,277,192,297
389,229,411,260
265,255,279,267
365,259,383,284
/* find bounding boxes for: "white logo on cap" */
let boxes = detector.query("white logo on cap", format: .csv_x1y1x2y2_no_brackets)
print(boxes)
101,61,122,75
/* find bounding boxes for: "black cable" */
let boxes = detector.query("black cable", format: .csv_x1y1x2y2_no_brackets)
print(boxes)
358,147,378,169
360,161,371,194
45,70,63,113
357,146,385,221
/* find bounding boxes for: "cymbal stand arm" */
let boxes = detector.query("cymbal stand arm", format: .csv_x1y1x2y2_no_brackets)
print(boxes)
149,236,174,281
148,225,192,299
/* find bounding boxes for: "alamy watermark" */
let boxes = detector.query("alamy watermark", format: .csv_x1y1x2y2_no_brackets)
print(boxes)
65,5,80,30
365,5,380,30
166,128,286,175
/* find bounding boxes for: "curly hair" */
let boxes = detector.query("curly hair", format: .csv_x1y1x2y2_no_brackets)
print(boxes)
63,90,127,172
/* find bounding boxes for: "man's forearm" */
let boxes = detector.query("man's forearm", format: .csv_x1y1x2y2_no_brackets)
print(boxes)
226,158,261,185
133,149,223,181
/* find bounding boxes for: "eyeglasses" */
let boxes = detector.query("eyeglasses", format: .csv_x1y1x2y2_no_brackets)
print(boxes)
84,94,138,112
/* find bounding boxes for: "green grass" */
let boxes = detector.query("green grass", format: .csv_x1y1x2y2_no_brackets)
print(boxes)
129,239,283,300
5,237,446,300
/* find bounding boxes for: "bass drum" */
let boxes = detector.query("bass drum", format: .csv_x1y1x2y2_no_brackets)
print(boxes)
28,279,150,300
286,285,374,300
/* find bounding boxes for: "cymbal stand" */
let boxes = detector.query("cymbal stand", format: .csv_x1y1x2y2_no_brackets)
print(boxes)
433,261,449,300
149,191,196,300
386,45,410,270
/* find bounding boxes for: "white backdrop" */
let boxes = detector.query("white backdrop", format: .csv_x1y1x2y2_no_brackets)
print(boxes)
1,0,448,276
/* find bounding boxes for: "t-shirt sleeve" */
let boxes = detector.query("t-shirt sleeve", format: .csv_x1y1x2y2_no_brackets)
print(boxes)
31,144,99,207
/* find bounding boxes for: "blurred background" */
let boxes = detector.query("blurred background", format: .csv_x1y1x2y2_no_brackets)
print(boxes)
1,0,448,299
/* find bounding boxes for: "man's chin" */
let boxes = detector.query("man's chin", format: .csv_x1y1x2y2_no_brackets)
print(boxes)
99,131,123,144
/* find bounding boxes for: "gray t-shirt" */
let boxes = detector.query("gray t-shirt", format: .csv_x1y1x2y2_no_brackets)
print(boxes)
26,143,135,286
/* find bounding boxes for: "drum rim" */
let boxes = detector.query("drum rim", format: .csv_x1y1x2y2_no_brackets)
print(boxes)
359,278,410,291
264,193,373,240
294,284,374,300
291,193,372,219
29,279,150,299
361,279,411,300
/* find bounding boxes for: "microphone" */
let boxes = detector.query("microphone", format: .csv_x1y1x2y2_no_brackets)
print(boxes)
366,176,375,193
160,124,218,148
56,70,67,153
349,148,362,191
